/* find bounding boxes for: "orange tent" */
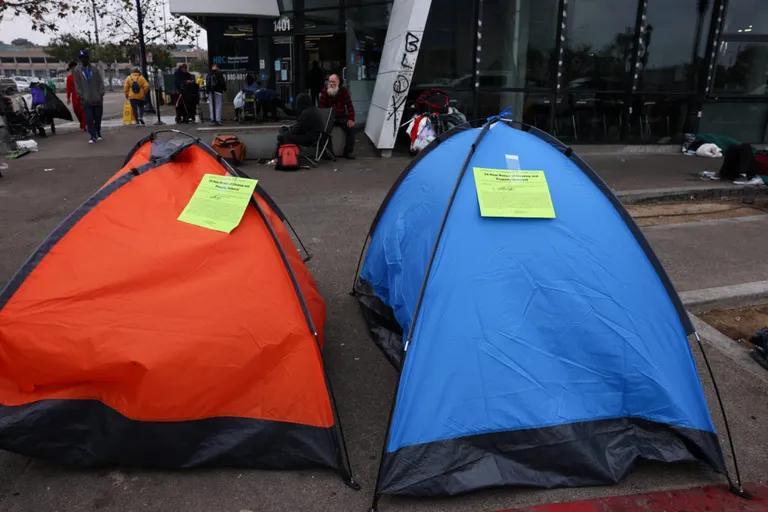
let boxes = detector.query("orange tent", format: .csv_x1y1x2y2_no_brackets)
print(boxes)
0,131,355,484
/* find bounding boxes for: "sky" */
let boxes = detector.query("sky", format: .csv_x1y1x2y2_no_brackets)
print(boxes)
0,2,207,49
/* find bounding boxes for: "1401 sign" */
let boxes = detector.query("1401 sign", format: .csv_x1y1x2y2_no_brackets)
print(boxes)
273,16,292,32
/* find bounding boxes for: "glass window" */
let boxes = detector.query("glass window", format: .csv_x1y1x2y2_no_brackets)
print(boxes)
303,0,339,8
723,0,768,34
700,102,768,143
479,0,558,89
0,57,14,63
564,0,638,91
713,41,768,95
638,0,712,92
302,9,341,32
412,0,476,89
30,57,45,63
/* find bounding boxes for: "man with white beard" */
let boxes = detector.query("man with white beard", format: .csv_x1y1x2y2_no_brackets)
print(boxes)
319,74,356,159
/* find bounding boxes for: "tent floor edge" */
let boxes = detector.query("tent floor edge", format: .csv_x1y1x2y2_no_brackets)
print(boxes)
377,417,725,497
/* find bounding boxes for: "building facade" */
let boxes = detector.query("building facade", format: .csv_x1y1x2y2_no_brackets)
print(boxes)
174,0,768,147
0,44,207,80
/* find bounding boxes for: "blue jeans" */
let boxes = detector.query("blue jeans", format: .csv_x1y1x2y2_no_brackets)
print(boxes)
84,103,103,140
129,98,145,123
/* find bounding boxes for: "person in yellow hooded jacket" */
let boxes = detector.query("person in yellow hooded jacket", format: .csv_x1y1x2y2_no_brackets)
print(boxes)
123,68,150,125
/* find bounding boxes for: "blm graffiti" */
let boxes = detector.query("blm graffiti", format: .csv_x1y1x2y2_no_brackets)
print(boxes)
386,31,420,137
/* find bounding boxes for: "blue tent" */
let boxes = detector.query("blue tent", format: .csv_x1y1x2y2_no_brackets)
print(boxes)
353,119,726,503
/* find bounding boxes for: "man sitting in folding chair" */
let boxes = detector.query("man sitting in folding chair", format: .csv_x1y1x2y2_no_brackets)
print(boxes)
276,93,322,165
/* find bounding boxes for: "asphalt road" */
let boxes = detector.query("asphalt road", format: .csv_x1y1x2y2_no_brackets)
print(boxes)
0,128,767,512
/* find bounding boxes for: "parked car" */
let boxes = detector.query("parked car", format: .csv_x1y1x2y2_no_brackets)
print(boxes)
12,77,30,92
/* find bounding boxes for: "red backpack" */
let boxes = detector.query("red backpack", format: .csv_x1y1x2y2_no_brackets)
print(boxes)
276,144,300,171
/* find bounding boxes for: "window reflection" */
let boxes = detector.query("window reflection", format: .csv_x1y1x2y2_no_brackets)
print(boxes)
638,0,712,92
714,42,768,95
723,0,768,34
412,0,476,89
479,0,558,89
564,0,638,91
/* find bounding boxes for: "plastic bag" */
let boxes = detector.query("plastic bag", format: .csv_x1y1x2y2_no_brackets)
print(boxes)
122,100,135,125
233,90,245,110
695,142,722,158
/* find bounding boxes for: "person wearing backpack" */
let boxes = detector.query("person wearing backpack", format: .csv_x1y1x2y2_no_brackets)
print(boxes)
123,68,150,126
206,64,227,126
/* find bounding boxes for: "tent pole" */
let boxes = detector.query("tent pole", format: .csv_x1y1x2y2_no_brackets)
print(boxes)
367,118,497,510
247,195,358,489
694,332,750,499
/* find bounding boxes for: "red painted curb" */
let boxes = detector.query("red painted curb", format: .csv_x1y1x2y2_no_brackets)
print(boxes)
503,483,768,511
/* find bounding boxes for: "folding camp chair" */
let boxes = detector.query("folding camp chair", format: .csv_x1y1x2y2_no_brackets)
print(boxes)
315,107,336,161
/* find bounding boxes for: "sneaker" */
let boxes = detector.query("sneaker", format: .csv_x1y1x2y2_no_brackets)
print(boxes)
139,119,145,125
343,153,356,160
88,139,95,144
97,136,103,141
734,176,764,186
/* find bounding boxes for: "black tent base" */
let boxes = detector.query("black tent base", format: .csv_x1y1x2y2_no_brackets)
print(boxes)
0,399,341,470
376,417,725,498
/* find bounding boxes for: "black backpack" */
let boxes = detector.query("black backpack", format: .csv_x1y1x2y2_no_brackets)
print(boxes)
131,79,141,94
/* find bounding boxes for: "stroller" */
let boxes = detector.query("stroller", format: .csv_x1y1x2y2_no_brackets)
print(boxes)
234,89,258,122
0,80,70,140
402,88,467,154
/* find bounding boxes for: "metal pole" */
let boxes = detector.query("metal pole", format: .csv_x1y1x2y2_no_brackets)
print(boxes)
136,0,148,82
135,0,156,114
154,68,165,125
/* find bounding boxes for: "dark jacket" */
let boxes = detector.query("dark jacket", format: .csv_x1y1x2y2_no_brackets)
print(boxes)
289,94,322,140
319,86,355,122
174,69,193,93
207,70,226,93
73,63,105,106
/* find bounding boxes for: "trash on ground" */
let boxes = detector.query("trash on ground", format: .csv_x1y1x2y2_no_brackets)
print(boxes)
15,139,38,152
5,149,30,159
698,170,718,180
695,143,722,158
43,168,54,172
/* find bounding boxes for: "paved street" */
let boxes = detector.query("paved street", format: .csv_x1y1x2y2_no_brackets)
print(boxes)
0,127,767,511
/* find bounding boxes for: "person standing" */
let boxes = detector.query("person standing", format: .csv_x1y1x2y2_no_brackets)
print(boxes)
318,73,355,159
73,49,105,144
65,61,86,132
123,68,150,126
173,63,194,123
307,61,324,105
206,64,226,126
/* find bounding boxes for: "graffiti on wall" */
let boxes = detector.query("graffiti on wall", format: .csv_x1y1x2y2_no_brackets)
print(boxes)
386,31,420,137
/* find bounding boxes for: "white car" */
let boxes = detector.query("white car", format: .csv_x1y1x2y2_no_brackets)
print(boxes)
12,77,30,92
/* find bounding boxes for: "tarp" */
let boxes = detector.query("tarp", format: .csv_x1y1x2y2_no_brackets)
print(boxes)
0,131,350,478
354,120,726,499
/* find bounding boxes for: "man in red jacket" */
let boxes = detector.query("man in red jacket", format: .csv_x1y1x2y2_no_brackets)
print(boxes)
319,73,355,159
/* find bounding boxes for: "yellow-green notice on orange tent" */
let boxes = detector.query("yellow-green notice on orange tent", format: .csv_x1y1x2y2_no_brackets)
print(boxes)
178,174,258,233
472,168,556,219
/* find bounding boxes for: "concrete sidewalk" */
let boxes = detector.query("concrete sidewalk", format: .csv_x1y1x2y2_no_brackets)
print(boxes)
1,127,768,512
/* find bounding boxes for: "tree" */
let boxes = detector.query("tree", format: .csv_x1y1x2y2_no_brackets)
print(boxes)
46,33,92,63
0,0,80,32
11,38,36,47
147,45,174,71
88,0,199,47
188,58,208,74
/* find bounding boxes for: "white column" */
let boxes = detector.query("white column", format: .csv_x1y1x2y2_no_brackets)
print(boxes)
364,0,433,153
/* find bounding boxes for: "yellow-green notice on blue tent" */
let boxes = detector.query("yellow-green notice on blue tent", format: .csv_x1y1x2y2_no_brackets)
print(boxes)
178,174,258,233
472,168,556,219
